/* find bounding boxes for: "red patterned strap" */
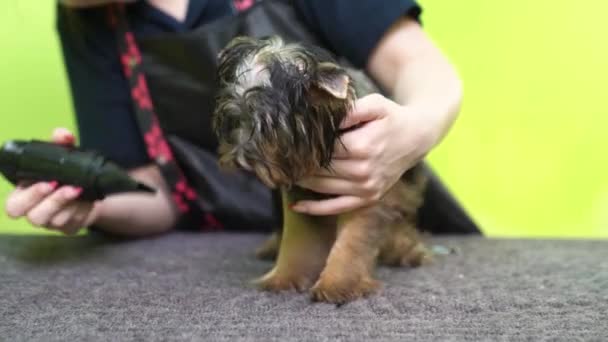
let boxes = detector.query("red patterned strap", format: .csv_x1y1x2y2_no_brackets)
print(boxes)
233,0,256,11
108,4,222,231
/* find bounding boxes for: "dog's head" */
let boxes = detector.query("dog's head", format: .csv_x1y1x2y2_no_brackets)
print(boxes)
213,36,355,188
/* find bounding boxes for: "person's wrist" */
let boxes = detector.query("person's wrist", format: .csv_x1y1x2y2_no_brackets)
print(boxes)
398,104,439,160
85,201,103,227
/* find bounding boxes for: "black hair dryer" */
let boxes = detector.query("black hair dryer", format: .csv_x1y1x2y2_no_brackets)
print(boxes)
0,140,156,201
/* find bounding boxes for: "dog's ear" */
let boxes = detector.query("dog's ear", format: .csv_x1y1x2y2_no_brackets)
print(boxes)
315,63,351,99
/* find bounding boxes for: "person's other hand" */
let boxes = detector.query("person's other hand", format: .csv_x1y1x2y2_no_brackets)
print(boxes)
4,128,100,235
292,94,434,216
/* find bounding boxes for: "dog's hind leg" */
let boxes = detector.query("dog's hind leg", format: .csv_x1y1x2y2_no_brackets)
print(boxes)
378,168,432,267
379,222,432,267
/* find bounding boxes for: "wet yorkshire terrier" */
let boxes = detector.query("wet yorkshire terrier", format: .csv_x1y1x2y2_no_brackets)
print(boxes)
213,36,432,304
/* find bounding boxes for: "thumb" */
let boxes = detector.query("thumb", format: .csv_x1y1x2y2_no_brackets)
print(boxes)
52,127,76,146
340,94,388,129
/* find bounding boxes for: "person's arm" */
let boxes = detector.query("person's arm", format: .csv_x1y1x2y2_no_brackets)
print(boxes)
368,18,462,148
92,164,179,236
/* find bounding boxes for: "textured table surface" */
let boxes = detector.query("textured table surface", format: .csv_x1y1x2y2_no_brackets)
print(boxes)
0,232,607,341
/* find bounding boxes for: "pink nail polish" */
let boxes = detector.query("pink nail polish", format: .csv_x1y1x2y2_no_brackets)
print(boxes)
48,181,59,190
72,187,83,197
290,204,303,212
65,135,75,144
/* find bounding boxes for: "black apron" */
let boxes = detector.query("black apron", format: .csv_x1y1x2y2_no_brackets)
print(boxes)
117,0,480,234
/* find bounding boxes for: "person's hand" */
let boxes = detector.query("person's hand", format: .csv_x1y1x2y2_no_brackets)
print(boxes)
4,128,100,235
292,94,435,216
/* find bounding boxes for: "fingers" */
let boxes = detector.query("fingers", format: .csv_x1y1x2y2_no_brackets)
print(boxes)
6,183,90,235
334,94,391,159
48,201,97,235
334,109,386,160
290,196,367,216
5,182,59,218
5,182,87,235
339,93,388,129
55,202,93,235
297,176,360,196
314,159,373,181
333,129,381,159
49,201,81,229
52,127,76,146
25,186,83,227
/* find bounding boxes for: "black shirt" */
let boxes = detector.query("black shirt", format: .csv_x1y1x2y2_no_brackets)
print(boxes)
56,0,421,169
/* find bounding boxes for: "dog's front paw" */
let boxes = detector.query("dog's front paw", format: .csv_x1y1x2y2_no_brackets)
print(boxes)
253,267,313,293
310,272,380,304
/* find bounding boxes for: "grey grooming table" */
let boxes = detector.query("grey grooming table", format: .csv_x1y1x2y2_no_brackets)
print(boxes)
1,232,606,341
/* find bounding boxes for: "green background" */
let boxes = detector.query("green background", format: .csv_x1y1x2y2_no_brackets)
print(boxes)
1,1,607,237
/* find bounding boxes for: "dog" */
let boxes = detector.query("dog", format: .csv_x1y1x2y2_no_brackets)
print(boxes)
213,36,432,304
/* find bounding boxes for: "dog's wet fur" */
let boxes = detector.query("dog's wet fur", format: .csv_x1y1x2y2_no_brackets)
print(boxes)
213,36,432,304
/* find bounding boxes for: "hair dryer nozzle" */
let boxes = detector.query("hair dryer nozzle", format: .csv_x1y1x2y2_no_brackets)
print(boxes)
136,182,156,194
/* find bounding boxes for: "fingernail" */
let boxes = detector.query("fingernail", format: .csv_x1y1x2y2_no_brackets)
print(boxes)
63,186,81,198
71,187,83,197
41,181,58,193
289,204,304,212
65,135,76,145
